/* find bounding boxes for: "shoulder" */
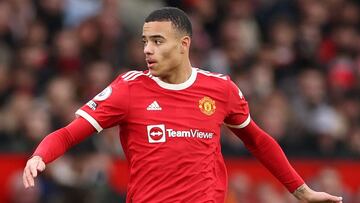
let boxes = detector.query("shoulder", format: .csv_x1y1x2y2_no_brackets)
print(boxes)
195,68,232,86
196,68,227,80
195,68,244,97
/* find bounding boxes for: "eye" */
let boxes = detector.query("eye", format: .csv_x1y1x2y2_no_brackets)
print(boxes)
154,39,162,45
142,39,147,46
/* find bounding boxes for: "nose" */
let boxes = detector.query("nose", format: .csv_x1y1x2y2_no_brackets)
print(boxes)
144,42,154,55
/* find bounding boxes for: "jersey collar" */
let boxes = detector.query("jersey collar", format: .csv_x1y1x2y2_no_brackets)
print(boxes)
151,68,197,90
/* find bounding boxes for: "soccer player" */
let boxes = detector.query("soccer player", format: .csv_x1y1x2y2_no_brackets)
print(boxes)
23,7,343,203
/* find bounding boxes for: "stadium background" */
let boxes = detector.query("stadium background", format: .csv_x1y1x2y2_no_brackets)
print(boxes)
0,0,359,202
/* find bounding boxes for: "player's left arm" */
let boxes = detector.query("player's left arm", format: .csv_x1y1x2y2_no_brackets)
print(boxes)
224,78,342,202
228,120,343,203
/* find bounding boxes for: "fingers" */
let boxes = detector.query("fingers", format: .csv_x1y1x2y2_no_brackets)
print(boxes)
324,193,342,203
327,194,343,202
23,166,35,188
30,161,38,178
23,157,46,189
22,169,29,188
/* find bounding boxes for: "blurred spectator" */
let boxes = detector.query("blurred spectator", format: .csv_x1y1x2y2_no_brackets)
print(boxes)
256,91,292,141
119,0,165,34
34,0,64,43
0,1,16,47
207,17,247,74
45,76,79,128
225,0,260,56
25,21,48,47
255,182,286,203
63,0,101,27
0,92,34,151
76,17,102,62
187,12,212,68
296,20,323,66
292,68,348,156
339,0,359,26
226,173,255,203
124,37,147,69
328,56,357,99
97,8,130,68
249,62,274,99
22,101,52,148
268,17,298,81
347,128,360,156
52,29,82,78
0,64,11,106
81,60,114,99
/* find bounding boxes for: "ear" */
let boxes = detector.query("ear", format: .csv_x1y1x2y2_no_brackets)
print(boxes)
180,36,191,54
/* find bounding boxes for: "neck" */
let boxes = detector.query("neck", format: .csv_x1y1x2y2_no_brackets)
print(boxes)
159,61,192,84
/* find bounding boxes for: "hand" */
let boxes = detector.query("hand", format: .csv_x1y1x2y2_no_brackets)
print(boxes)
293,184,343,203
23,156,46,188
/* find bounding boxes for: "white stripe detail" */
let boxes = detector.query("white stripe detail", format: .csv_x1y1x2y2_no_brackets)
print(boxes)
126,72,143,81
151,68,197,90
123,71,141,81
121,70,138,79
75,109,103,132
224,115,251,129
197,69,227,80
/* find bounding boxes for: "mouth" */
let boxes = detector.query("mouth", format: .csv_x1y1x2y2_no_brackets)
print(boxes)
146,59,157,68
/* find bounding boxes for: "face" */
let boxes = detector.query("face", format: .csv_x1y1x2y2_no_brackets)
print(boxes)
142,21,189,78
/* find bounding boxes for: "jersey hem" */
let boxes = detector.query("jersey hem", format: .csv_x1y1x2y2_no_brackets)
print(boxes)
224,114,251,128
75,109,103,132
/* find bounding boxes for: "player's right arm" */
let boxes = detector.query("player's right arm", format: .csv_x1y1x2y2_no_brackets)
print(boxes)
23,74,131,188
23,117,95,188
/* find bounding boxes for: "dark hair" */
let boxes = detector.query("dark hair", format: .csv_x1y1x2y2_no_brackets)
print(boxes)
145,7,192,37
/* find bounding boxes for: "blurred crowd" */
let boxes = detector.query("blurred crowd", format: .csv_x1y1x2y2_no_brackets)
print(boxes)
0,0,359,202
226,166,360,203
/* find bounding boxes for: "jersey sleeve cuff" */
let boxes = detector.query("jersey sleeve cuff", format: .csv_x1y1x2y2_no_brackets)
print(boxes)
75,109,103,133
224,114,251,129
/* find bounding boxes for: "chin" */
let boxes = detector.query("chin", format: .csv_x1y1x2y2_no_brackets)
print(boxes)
149,69,159,77
149,68,160,77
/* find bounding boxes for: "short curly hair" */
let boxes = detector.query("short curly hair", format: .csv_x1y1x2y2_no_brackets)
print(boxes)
145,7,192,37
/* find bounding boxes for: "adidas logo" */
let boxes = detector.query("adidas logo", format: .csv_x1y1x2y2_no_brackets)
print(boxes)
147,101,162,111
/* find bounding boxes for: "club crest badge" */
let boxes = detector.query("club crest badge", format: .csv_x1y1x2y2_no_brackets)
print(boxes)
199,96,216,116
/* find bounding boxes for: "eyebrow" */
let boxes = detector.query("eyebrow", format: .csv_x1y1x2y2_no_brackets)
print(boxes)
142,35,166,40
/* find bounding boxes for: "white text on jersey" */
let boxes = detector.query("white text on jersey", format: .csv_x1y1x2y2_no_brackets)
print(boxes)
166,128,213,139
147,124,213,143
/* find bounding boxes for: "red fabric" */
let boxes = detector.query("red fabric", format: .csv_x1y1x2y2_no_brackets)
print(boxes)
76,69,248,202
33,117,95,163
229,120,304,193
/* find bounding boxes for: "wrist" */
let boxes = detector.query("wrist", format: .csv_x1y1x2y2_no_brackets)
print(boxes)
293,184,313,200
30,155,43,161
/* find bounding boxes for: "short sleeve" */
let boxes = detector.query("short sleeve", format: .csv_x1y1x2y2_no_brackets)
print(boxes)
75,77,129,132
224,78,251,128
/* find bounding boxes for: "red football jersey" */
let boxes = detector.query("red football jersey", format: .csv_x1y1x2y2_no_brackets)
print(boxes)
76,68,250,203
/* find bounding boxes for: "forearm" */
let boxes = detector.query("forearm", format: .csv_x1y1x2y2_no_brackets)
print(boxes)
229,120,304,193
33,117,96,163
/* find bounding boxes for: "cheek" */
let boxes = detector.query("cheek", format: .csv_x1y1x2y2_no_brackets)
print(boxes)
160,48,172,59
161,45,180,62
